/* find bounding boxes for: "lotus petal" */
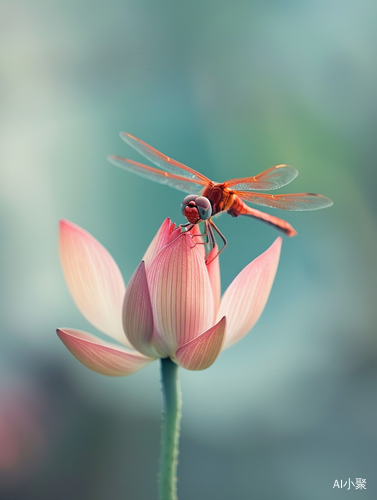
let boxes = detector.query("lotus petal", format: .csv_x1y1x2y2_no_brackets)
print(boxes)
206,246,221,317
59,220,131,347
147,233,214,355
218,237,282,349
57,328,153,376
175,317,226,370
123,262,160,358
142,218,175,270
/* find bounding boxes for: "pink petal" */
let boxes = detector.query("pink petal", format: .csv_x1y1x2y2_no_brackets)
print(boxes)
170,224,206,253
57,328,154,376
217,237,282,349
206,246,221,317
169,226,182,242
122,262,161,358
142,218,176,270
175,317,226,370
59,220,130,347
147,233,214,355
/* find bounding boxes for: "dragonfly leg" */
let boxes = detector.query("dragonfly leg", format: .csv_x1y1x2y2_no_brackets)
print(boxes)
179,222,194,231
191,220,211,246
207,220,216,250
180,222,209,244
205,219,227,264
193,234,209,245
211,220,227,254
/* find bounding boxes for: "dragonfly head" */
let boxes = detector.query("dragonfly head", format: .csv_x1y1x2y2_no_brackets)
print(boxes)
181,195,212,224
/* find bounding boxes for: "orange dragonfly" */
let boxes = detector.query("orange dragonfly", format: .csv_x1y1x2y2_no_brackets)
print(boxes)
108,133,333,256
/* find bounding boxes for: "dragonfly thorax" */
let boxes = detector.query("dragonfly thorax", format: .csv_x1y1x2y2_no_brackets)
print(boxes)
202,183,235,215
181,195,212,224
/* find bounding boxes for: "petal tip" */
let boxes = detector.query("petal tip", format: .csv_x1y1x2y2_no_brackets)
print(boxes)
175,317,226,371
268,236,283,261
56,327,153,376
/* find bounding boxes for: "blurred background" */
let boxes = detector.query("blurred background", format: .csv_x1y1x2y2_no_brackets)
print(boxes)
0,0,376,498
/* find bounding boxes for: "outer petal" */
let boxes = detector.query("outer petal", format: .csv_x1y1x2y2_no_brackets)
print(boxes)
175,317,226,371
147,233,214,356
206,246,221,317
59,220,131,347
142,218,175,270
57,328,154,376
217,237,282,349
122,262,161,358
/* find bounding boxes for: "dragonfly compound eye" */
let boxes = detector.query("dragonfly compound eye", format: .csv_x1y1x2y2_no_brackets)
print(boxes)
195,196,212,220
181,195,199,215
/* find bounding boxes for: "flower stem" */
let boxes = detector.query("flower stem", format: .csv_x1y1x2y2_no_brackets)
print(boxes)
159,357,182,500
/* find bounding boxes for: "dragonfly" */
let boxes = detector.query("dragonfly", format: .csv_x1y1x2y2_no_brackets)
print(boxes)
108,133,333,258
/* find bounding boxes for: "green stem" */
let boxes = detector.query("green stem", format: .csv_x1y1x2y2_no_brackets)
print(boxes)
159,357,182,500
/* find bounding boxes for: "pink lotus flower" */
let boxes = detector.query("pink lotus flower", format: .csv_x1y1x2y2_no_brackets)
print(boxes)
57,219,281,375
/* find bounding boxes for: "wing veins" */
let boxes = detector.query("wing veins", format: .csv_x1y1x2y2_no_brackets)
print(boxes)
120,133,211,183
237,192,334,211
226,164,298,191
108,155,206,194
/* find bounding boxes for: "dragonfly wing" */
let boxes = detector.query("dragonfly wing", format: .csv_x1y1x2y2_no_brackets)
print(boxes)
237,192,333,211
108,156,207,194
226,164,298,191
120,133,211,183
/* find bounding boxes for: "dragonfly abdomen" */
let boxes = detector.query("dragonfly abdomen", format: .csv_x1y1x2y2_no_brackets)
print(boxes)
226,195,249,217
227,196,297,237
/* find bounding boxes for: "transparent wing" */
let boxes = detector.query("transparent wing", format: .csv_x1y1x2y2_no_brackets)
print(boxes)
108,156,207,194
237,192,334,211
226,164,298,191
120,133,211,183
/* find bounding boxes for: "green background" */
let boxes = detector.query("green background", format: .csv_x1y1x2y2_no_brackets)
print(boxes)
0,0,376,498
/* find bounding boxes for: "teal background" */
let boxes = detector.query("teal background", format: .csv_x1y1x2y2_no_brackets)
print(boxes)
0,0,376,498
